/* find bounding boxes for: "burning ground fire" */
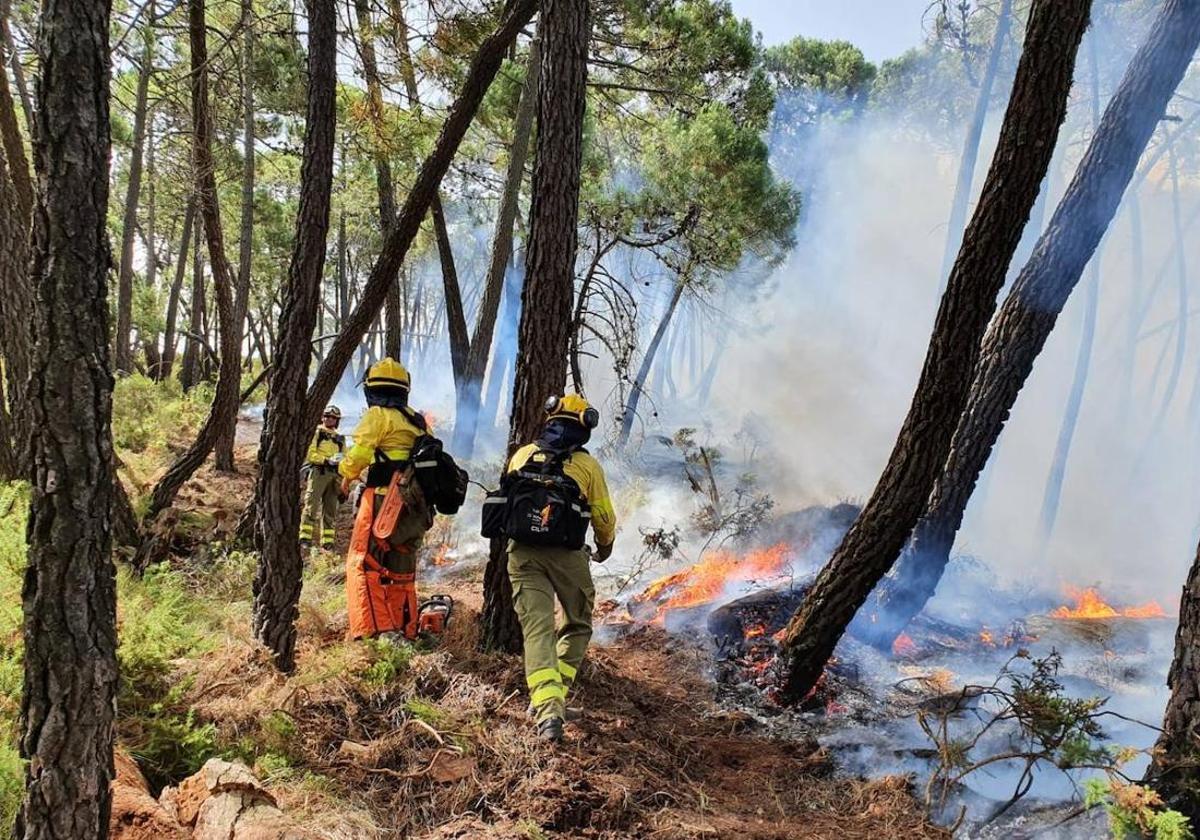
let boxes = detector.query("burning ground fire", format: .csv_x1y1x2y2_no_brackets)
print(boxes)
632,543,793,621
1050,586,1167,620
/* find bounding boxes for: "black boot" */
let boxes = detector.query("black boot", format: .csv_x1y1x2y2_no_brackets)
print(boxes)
537,716,564,743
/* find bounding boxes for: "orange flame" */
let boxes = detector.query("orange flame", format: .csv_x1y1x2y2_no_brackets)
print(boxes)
979,628,996,647
892,633,917,658
636,543,792,618
744,623,768,639
428,543,455,567
1051,586,1166,620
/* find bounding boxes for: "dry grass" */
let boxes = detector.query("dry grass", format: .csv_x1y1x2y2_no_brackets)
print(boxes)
165,557,947,840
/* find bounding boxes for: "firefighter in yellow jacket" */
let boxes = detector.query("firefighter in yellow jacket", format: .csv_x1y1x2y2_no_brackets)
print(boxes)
339,359,433,641
300,405,345,551
506,394,616,742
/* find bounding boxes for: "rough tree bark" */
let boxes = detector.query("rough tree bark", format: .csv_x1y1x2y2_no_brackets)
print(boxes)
0,70,31,481
0,0,32,220
158,196,195,381
17,0,118,835
938,0,1014,287
250,0,337,673
779,0,1093,700
301,0,537,428
215,0,256,470
481,0,591,653
134,0,243,568
115,1,155,375
866,0,1200,654
452,35,541,460
1149,533,1200,822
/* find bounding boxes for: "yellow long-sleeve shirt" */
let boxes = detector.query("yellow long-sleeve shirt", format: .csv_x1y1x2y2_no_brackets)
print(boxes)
339,405,426,483
305,426,345,466
507,444,617,547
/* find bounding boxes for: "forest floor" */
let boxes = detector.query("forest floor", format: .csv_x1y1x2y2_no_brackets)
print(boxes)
105,439,950,839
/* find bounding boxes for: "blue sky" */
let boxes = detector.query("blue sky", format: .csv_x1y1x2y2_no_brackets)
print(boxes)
728,0,934,62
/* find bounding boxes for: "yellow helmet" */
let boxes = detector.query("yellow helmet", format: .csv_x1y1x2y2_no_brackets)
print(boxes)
365,358,410,392
544,393,599,429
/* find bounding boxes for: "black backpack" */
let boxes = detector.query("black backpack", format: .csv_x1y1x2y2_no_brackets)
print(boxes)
410,435,468,515
481,448,590,549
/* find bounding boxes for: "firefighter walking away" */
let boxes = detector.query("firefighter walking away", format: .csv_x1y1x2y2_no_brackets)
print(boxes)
300,405,345,551
339,358,467,643
485,394,616,743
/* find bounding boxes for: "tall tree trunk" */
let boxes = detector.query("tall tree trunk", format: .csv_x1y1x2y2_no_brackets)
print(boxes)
1149,533,1200,822
17,0,118,834
352,0,405,356
0,0,31,219
180,187,205,392
390,0,461,365
159,197,195,381
300,0,536,428
135,0,243,565
250,0,336,673
0,73,31,480
452,35,541,460
215,0,255,470
617,276,684,448
779,0,1093,701
115,5,154,375
1034,32,1104,556
938,0,1014,287
481,0,591,653
865,0,1200,657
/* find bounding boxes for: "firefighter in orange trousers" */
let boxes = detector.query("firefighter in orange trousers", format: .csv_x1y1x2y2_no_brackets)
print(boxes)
504,394,616,742
339,359,433,642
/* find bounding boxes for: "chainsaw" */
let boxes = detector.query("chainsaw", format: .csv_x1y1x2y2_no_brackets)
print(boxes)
417,595,454,637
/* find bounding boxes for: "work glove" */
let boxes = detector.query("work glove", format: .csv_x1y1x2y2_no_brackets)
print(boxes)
340,477,353,498
593,542,613,563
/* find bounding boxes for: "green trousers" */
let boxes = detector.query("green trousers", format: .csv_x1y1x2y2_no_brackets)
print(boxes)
508,542,595,723
300,468,339,548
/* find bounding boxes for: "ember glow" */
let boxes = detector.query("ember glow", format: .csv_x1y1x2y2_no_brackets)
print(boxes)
428,542,455,567
892,633,917,658
1050,586,1166,620
635,543,792,618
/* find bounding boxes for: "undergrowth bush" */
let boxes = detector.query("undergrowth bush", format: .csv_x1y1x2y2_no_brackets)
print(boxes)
112,375,209,455
1085,779,1194,840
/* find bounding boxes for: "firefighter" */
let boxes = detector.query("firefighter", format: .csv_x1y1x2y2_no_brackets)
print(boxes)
505,394,616,743
339,358,434,642
300,405,345,551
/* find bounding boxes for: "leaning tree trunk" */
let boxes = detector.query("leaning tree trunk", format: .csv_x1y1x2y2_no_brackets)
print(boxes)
1149,533,1200,823
938,0,1014,287
617,276,684,449
250,0,337,673
481,0,591,654
351,0,397,251
159,196,195,381
17,0,118,835
779,0,1093,701
484,254,524,429
215,0,255,471
1034,31,1104,556
134,0,243,567
300,0,537,428
865,0,1200,656
114,3,154,376
452,35,541,460
0,0,31,222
